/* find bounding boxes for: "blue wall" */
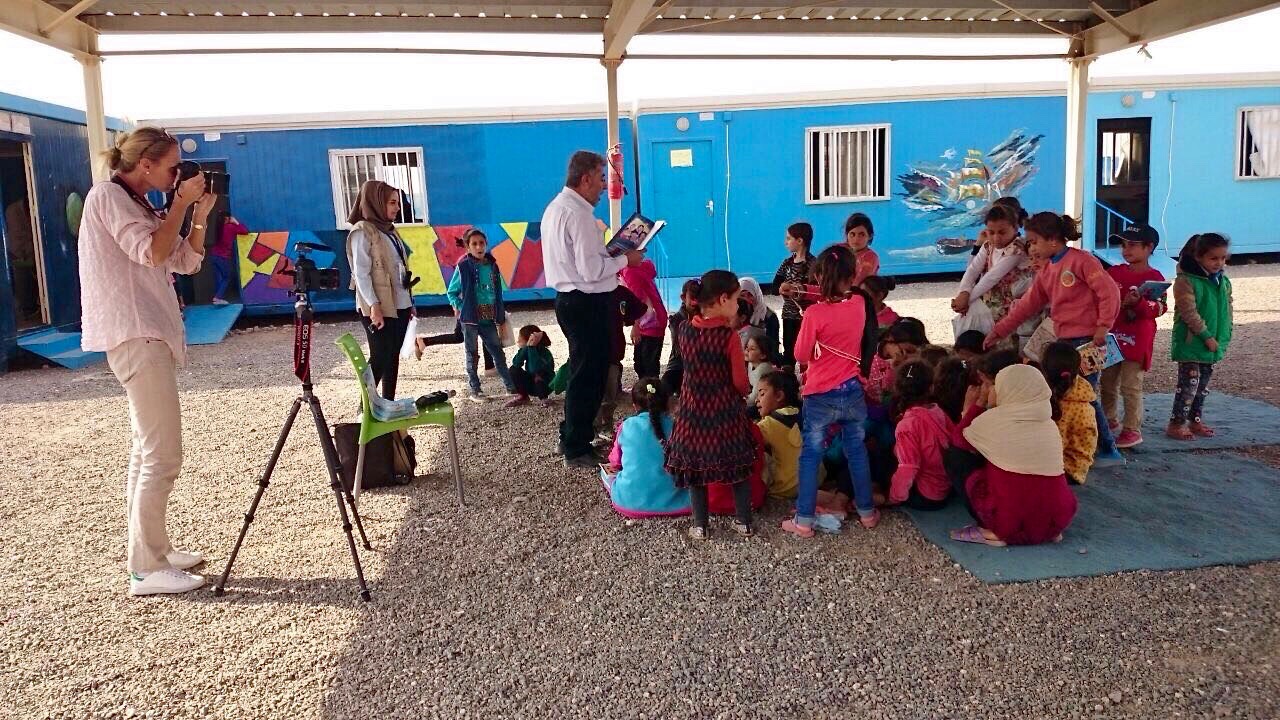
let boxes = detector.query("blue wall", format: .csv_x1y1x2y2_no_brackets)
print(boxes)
176,118,637,232
1084,84,1280,264
637,95,1067,283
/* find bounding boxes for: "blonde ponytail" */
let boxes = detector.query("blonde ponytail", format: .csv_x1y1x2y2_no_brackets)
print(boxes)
104,126,178,173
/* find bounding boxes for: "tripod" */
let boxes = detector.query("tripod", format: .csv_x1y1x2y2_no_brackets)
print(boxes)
214,289,374,602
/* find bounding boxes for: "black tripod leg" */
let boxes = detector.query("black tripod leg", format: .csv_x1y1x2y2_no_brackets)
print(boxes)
306,396,372,602
214,397,303,596
307,398,372,550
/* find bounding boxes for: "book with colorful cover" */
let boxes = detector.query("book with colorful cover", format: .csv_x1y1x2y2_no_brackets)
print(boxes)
1076,333,1124,376
606,212,665,257
1137,280,1172,302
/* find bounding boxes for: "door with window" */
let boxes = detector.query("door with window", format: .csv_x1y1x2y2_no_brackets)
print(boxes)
1096,118,1151,249
649,140,716,278
0,140,47,330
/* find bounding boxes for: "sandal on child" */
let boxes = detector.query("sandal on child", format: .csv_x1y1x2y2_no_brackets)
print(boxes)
1165,423,1194,440
1189,422,1216,438
949,525,1007,547
733,521,754,538
688,526,708,541
780,518,815,538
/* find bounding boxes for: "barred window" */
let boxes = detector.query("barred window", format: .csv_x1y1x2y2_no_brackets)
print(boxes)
328,147,429,227
806,124,890,203
1237,106,1280,180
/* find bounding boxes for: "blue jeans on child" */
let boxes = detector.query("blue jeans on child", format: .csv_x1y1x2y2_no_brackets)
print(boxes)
462,322,514,394
796,377,875,526
210,254,233,300
1059,336,1123,464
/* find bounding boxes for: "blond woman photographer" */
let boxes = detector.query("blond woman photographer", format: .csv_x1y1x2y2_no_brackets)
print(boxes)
79,127,218,596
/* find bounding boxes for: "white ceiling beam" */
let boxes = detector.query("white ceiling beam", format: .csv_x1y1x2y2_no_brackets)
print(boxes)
1079,0,1280,58
604,0,659,59
41,0,101,35
0,0,97,59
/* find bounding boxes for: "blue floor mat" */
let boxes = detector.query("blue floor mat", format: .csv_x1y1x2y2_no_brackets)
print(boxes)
183,303,243,345
904,452,1280,584
1130,393,1280,453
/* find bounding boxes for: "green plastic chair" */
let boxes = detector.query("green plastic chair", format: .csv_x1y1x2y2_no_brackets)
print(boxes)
335,333,464,506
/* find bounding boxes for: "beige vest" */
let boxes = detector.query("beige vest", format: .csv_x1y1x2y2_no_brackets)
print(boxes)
346,221,399,316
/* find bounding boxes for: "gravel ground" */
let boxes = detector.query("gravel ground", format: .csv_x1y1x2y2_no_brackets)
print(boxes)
2,263,1278,719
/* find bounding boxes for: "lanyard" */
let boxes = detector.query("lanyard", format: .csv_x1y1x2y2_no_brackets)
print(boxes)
111,175,167,220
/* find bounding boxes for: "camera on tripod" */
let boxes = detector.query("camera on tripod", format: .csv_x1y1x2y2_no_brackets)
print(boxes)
288,242,342,293
176,159,231,196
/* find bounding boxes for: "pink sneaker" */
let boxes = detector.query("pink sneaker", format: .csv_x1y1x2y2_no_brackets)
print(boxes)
1107,419,1121,433
781,518,815,538
858,509,881,529
504,395,530,408
1115,429,1143,449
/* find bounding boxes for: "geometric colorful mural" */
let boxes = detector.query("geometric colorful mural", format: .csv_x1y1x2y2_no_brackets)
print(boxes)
235,221,547,307
897,129,1044,234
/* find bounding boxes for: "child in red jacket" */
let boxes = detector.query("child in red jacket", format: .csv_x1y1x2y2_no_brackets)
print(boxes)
1102,225,1167,449
985,212,1125,467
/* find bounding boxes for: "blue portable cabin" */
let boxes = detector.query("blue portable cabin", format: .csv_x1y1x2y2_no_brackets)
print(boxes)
1083,73,1280,272
634,73,1280,289
150,73,1279,319
0,92,129,373
159,105,639,317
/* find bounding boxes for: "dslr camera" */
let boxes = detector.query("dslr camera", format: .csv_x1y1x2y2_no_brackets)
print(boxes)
176,159,231,196
289,242,341,294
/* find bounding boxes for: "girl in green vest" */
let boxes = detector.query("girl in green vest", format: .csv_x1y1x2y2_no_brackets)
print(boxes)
1168,233,1232,441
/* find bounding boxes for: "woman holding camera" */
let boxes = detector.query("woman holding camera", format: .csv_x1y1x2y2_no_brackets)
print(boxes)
346,180,416,400
79,127,218,596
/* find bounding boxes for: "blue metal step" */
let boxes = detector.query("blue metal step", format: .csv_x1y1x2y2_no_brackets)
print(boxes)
16,327,105,370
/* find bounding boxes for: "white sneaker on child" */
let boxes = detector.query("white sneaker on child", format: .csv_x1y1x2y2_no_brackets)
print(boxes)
466,390,488,403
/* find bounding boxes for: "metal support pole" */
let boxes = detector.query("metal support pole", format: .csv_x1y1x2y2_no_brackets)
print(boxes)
1064,55,1092,241
78,40,110,184
603,58,623,232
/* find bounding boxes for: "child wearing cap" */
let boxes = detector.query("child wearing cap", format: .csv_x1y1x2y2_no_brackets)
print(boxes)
1101,225,1167,448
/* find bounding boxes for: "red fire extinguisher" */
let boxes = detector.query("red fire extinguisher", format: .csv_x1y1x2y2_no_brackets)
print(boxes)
607,143,625,201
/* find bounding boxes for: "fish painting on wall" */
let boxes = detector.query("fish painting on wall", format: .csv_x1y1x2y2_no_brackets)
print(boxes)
895,130,1043,258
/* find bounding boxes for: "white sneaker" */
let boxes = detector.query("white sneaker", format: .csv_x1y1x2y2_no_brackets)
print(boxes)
211,298,229,306
129,568,206,596
166,550,204,570
466,391,488,403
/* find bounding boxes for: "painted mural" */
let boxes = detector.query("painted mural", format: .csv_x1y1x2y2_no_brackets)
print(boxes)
894,129,1044,258
235,222,546,306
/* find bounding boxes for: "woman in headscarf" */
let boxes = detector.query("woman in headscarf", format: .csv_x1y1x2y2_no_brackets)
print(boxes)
737,277,780,359
948,364,1078,546
345,180,416,400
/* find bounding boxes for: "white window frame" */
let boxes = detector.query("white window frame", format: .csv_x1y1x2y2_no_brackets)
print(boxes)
1236,105,1280,181
328,146,430,228
804,123,891,204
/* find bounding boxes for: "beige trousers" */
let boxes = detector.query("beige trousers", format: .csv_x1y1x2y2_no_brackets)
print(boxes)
1101,359,1145,433
107,338,183,574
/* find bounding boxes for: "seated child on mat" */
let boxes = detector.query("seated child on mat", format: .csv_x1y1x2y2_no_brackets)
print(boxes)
755,370,812,500
604,379,690,519
879,360,953,510
1040,342,1098,485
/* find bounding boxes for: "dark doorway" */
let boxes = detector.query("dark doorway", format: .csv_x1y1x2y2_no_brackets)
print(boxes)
176,160,238,305
0,140,46,330
1095,117,1152,249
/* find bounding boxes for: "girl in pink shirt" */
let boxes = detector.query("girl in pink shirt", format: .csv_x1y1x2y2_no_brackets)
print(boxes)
783,246,878,537
880,359,953,510
986,212,1124,466
861,275,900,328
844,212,880,287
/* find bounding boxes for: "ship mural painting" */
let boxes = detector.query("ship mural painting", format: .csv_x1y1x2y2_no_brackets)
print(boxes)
895,129,1044,257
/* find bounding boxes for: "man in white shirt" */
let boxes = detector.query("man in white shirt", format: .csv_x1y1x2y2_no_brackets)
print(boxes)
543,151,644,467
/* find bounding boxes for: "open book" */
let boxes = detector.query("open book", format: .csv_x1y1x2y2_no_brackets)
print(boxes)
606,211,666,257
1136,280,1172,302
1076,334,1124,376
